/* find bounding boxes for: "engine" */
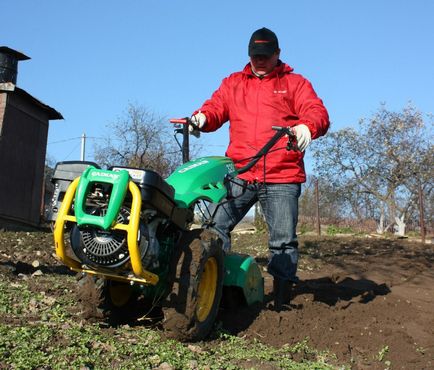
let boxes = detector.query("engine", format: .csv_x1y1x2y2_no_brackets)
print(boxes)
49,163,192,271
70,212,163,270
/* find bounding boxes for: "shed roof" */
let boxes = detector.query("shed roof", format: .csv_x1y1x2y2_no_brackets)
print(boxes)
12,87,63,120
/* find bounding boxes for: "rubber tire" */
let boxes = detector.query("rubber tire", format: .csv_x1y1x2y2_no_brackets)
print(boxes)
162,229,224,341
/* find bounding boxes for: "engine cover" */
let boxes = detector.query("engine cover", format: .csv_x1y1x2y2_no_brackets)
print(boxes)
70,207,139,268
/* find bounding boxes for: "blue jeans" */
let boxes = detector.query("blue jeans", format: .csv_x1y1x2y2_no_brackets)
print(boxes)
210,179,301,283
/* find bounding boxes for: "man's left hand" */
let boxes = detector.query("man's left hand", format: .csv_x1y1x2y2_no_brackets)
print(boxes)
292,124,312,152
189,112,206,137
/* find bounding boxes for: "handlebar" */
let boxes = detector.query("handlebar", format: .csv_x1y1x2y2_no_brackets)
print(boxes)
169,117,199,131
169,118,299,173
236,126,296,175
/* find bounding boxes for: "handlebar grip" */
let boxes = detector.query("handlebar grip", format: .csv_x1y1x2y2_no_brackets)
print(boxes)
170,118,188,125
272,125,296,138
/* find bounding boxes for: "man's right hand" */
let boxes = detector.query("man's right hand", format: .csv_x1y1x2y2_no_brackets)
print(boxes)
189,112,206,137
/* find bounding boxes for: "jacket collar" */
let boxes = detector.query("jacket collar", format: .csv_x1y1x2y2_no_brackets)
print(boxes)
242,60,294,78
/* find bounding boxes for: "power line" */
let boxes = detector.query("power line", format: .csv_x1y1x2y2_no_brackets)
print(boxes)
47,137,82,145
49,136,227,147
63,141,81,160
48,136,107,145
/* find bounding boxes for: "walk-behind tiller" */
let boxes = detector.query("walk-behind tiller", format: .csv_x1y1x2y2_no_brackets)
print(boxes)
49,118,297,340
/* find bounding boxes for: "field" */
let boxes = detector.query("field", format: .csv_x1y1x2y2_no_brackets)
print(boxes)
0,229,433,369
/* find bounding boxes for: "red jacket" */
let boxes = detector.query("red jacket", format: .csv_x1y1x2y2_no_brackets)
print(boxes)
196,62,329,183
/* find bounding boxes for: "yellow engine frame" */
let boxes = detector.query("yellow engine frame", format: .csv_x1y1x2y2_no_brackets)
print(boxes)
53,177,159,285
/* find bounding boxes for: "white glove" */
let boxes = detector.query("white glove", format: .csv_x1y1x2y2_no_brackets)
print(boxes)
189,112,206,137
292,124,312,152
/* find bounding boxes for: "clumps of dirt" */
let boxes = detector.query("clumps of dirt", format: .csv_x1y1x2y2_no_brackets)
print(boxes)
75,274,105,320
0,230,433,369
220,234,434,369
0,230,67,277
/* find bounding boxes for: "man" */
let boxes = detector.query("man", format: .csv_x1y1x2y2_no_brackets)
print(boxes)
191,27,329,310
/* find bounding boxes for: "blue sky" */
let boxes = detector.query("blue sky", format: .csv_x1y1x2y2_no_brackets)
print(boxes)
2,0,433,169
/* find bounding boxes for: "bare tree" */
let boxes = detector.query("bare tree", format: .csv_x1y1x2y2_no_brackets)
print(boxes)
299,176,345,221
94,103,183,177
312,104,433,235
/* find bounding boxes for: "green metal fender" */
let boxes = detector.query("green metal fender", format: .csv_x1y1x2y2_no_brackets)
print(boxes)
223,253,264,305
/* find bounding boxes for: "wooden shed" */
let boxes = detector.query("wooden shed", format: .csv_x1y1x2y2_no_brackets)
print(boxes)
0,46,63,228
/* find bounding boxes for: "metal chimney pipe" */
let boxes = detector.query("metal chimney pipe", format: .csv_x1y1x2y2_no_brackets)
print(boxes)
0,46,30,85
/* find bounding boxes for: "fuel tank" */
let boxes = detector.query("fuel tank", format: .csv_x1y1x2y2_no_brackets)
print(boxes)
166,156,237,208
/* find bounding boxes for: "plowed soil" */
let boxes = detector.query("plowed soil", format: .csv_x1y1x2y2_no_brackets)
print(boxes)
0,230,433,369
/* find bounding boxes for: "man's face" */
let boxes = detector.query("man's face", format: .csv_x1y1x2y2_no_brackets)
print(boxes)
250,50,280,75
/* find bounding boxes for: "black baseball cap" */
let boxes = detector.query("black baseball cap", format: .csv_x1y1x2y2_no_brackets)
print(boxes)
248,27,279,57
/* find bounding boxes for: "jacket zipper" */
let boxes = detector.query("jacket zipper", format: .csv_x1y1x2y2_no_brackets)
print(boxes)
254,78,262,181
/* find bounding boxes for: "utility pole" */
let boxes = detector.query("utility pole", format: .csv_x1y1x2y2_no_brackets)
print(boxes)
80,133,86,161
418,181,426,243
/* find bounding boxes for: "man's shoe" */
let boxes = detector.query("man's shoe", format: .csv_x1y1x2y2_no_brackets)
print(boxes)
273,278,291,312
